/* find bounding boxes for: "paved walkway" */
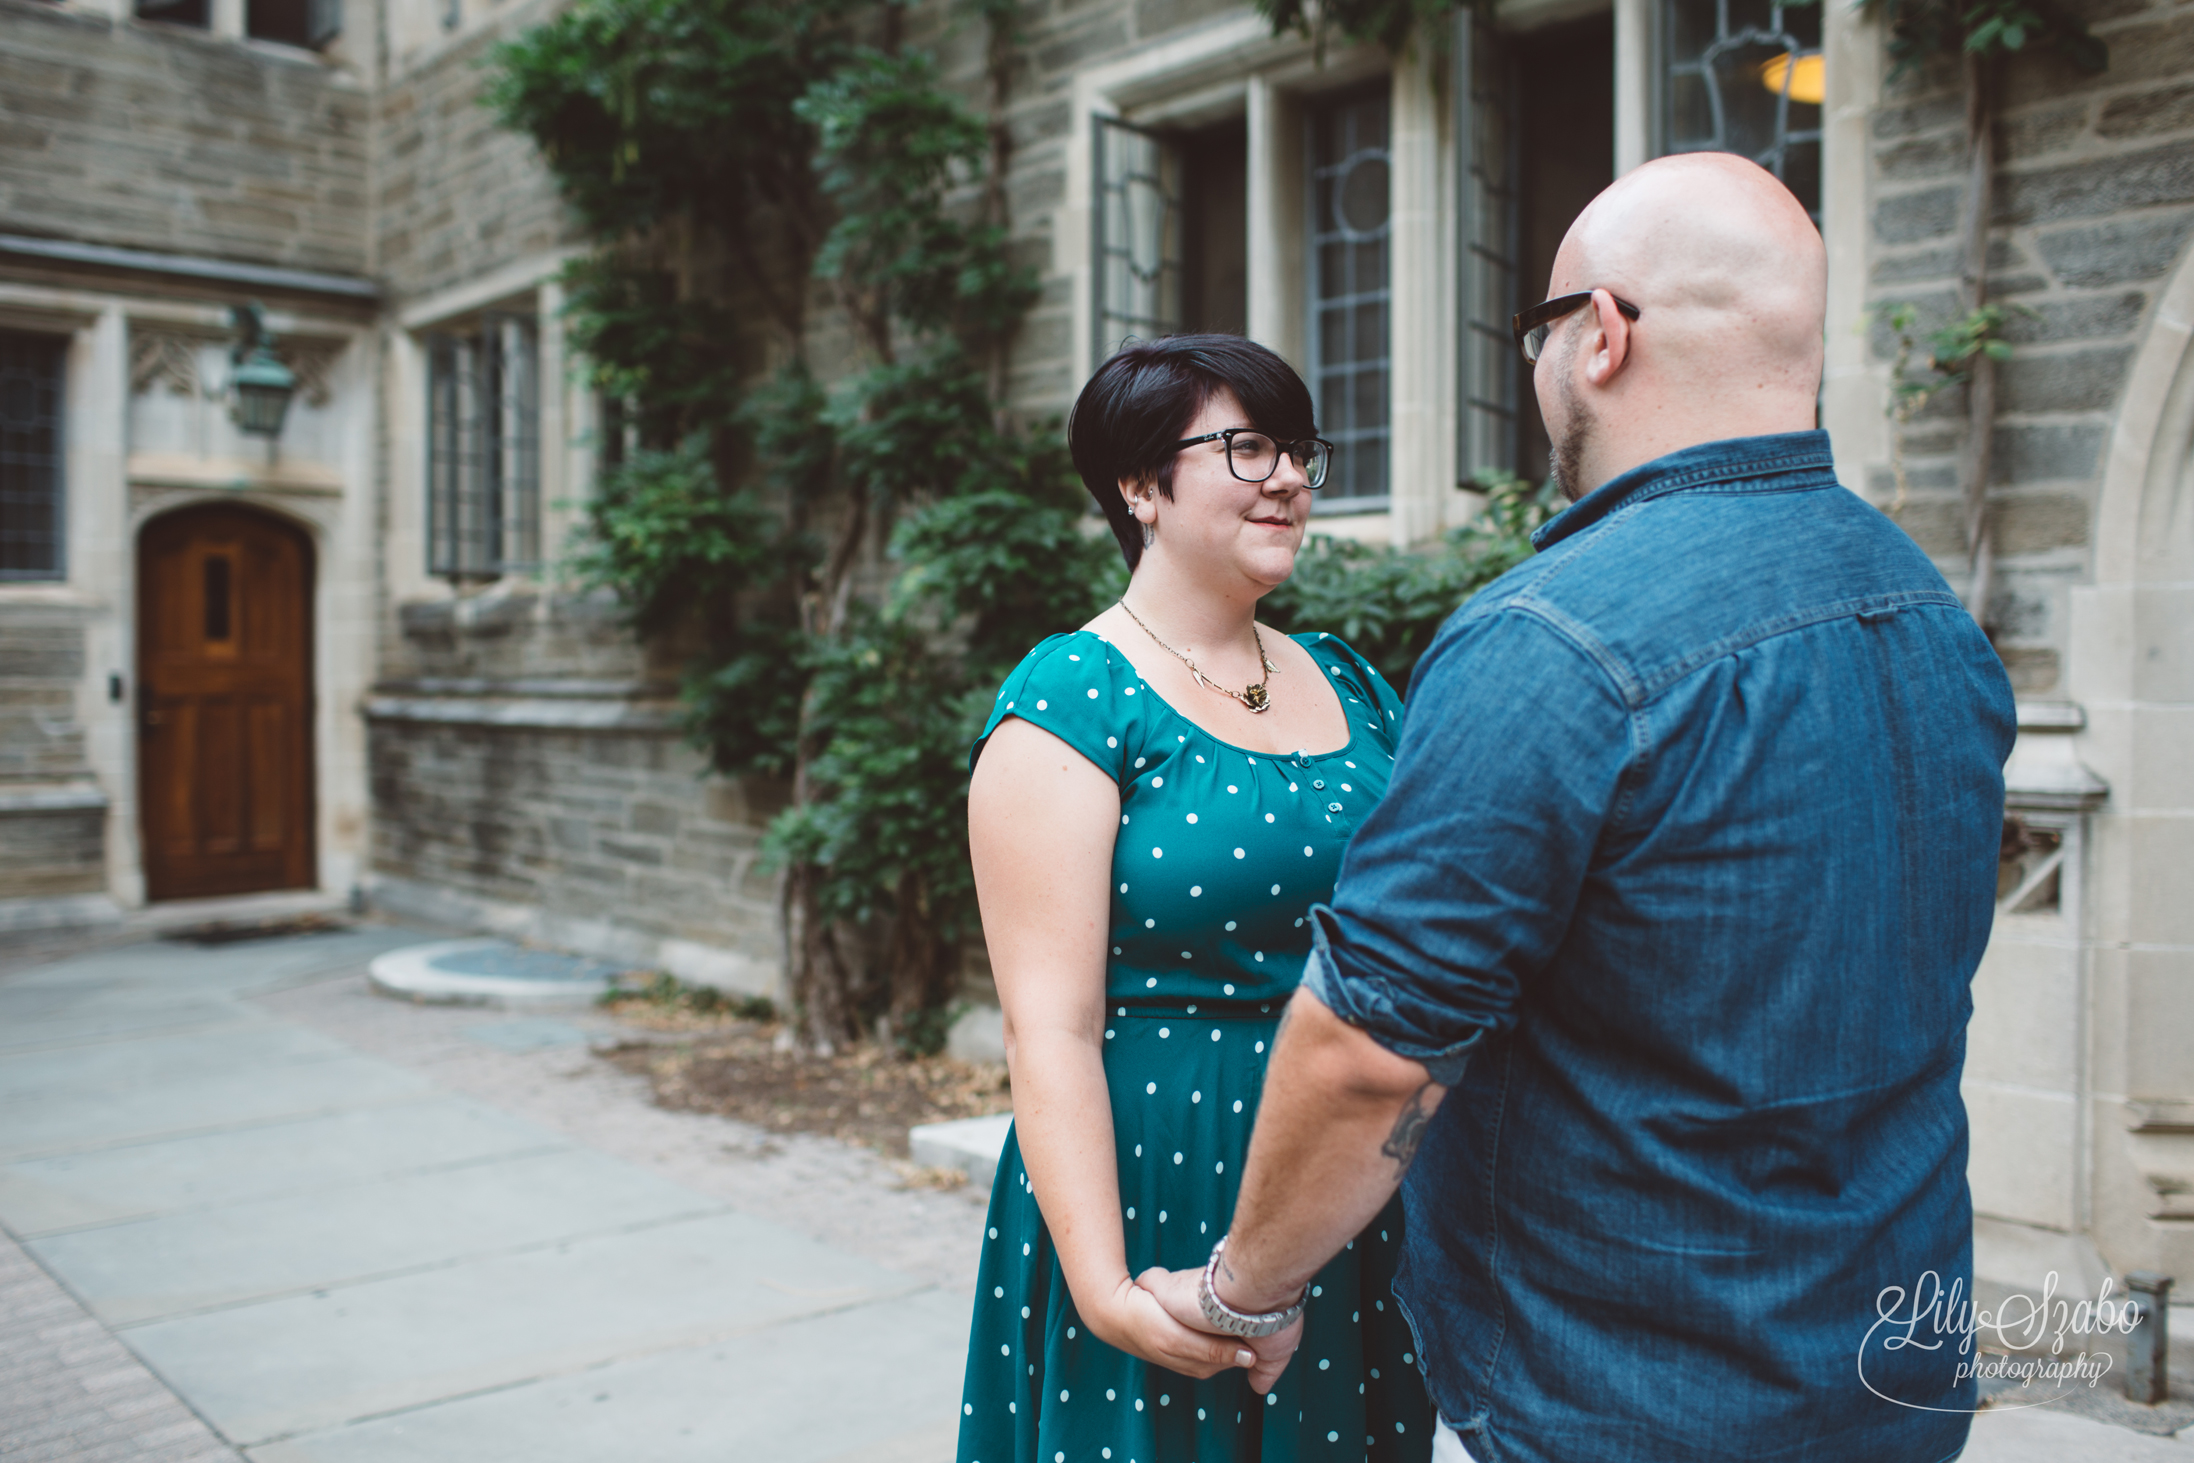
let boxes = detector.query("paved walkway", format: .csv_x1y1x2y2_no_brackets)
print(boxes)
0,926,981,1461
1,923,2184,1461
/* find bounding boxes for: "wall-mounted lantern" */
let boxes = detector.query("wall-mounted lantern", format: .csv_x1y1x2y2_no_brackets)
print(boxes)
228,302,298,439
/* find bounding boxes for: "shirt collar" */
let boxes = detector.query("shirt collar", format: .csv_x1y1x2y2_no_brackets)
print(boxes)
1529,431,1837,552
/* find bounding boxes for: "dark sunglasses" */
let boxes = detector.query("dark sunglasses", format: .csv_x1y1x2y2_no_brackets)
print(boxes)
1172,428,1334,490
1512,291,1643,364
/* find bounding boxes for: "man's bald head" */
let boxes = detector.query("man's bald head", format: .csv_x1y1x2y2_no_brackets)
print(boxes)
1535,154,1826,499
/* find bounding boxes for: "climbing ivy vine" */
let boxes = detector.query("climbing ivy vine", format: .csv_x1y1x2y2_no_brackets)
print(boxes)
490,0,1117,1054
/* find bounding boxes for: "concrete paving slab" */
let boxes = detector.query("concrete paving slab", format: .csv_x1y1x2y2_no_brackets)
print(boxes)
1963,1404,2194,1460
239,1286,971,1463
0,995,258,1054
0,1056,435,1163
0,1021,355,1103
0,1097,562,1236
458,1019,591,1051
29,1149,723,1325
126,1210,931,1445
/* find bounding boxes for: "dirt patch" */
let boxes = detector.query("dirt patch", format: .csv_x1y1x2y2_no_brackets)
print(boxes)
600,1015,1011,1163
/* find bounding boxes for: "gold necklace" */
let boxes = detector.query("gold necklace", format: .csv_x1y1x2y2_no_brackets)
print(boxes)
1118,600,1278,713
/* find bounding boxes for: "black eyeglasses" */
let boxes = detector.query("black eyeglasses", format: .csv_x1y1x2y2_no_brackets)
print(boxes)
1172,428,1334,490
1512,291,1643,365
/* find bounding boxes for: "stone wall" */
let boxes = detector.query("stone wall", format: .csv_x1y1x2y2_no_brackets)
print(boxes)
1866,0,2194,693
0,0,369,274
0,603,103,903
370,0,579,303
365,587,781,990
916,0,1239,417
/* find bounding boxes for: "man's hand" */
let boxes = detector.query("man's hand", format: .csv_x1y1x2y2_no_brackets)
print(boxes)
1082,1274,1259,1380
1133,1267,1301,1394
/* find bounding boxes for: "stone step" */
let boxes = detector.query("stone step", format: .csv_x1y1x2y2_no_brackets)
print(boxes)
908,1113,1013,1190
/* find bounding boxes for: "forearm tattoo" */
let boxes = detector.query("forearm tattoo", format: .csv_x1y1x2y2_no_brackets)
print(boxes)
1380,1082,1437,1173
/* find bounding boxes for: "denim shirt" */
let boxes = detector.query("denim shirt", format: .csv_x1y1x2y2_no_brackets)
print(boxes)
1303,433,2015,1463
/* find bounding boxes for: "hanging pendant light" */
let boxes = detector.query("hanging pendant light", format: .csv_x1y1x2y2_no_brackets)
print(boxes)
227,302,298,439
1758,52,1826,106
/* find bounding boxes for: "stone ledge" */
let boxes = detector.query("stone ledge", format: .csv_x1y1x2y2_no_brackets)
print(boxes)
361,695,683,733
908,1112,1013,1189
0,782,107,813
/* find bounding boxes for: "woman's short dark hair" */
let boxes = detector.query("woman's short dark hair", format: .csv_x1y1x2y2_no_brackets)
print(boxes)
1068,334,1317,569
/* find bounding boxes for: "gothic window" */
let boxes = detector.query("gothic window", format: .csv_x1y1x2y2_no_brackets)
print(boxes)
0,329,66,582
1662,0,1823,218
425,315,538,579
247,0,341,47
1093,117,1183,367
1456,16,1523,481
1308,85,1393,504
135,0,209,28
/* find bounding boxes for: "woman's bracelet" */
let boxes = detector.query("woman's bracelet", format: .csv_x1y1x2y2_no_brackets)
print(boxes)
1195,1234,1308,1339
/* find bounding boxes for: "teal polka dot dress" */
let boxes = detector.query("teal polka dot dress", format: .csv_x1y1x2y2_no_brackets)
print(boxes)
956,629,1432,1463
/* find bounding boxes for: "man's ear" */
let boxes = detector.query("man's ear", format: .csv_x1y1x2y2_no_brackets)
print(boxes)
1583,287,1633,387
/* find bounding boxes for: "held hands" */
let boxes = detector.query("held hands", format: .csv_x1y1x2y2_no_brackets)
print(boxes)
1135,1266,1301,1394
1084,1273,1261,1382
1081,1271,1301,1392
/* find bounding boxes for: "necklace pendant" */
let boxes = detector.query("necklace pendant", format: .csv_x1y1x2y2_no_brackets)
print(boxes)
1242,683,1271,713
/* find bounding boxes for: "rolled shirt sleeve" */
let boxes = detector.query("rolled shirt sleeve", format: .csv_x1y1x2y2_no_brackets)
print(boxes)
1301,604,1634,1085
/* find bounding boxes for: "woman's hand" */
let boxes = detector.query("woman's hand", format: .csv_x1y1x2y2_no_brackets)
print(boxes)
1081,1273,1258,1380
1133,1267,1300,1393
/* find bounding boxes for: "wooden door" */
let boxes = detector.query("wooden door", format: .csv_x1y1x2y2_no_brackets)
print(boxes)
138,505,315,900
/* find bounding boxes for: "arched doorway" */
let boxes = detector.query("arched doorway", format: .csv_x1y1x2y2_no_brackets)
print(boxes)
2064,240,2194,1279
137,504,316,900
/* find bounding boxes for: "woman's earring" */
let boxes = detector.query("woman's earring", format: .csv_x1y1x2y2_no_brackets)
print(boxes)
1141,518,1156,549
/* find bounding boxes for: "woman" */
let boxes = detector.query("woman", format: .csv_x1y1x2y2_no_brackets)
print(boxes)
956,335,1432,1463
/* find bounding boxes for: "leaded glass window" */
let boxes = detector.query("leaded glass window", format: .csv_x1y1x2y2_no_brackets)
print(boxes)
1662,0,1822,218
1308,86,1392,504
0,329,66,581
1455,16,1523,481
426,314,539,579
1093,116,1181,367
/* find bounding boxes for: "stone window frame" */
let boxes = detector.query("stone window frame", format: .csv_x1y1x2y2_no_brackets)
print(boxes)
388,253,582,606
0,328,71,583
1063,16,1455,545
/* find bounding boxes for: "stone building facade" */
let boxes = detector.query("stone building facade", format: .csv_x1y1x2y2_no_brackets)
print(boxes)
0,0,2185,1328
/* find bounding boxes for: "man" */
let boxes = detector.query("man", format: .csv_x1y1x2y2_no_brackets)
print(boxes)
1149,154,2016,1460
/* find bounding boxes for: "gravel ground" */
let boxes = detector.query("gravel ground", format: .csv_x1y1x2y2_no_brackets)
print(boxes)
253,960,996,1297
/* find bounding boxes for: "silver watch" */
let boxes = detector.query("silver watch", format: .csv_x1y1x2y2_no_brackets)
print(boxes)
1196,1235,1307,1339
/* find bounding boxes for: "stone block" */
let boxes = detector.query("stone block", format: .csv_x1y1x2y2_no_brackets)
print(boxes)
1873,184,1961,245
1035,18,1128,74
1965,1081,2079,1230
1874,134,1963,183
1996,345,2134,413
1996,646,2060,694
1991,421,2106,484
0,624,83,679
2034,209,2194,286
1879,496,1963,557
2098,79,2194,139
1982,576,2052,640
1999,290,2147,345
1968,930,2082,1091
2000,102,2090,159
2125,819,2194,962
1871,94,1965,140
1869,239,2025,285
1134,0,1237,35
1997,141,2194,226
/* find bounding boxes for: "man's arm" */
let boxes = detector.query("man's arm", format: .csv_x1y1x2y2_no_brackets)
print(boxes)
1135,987,1444,1378
1219,988,1443,1310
